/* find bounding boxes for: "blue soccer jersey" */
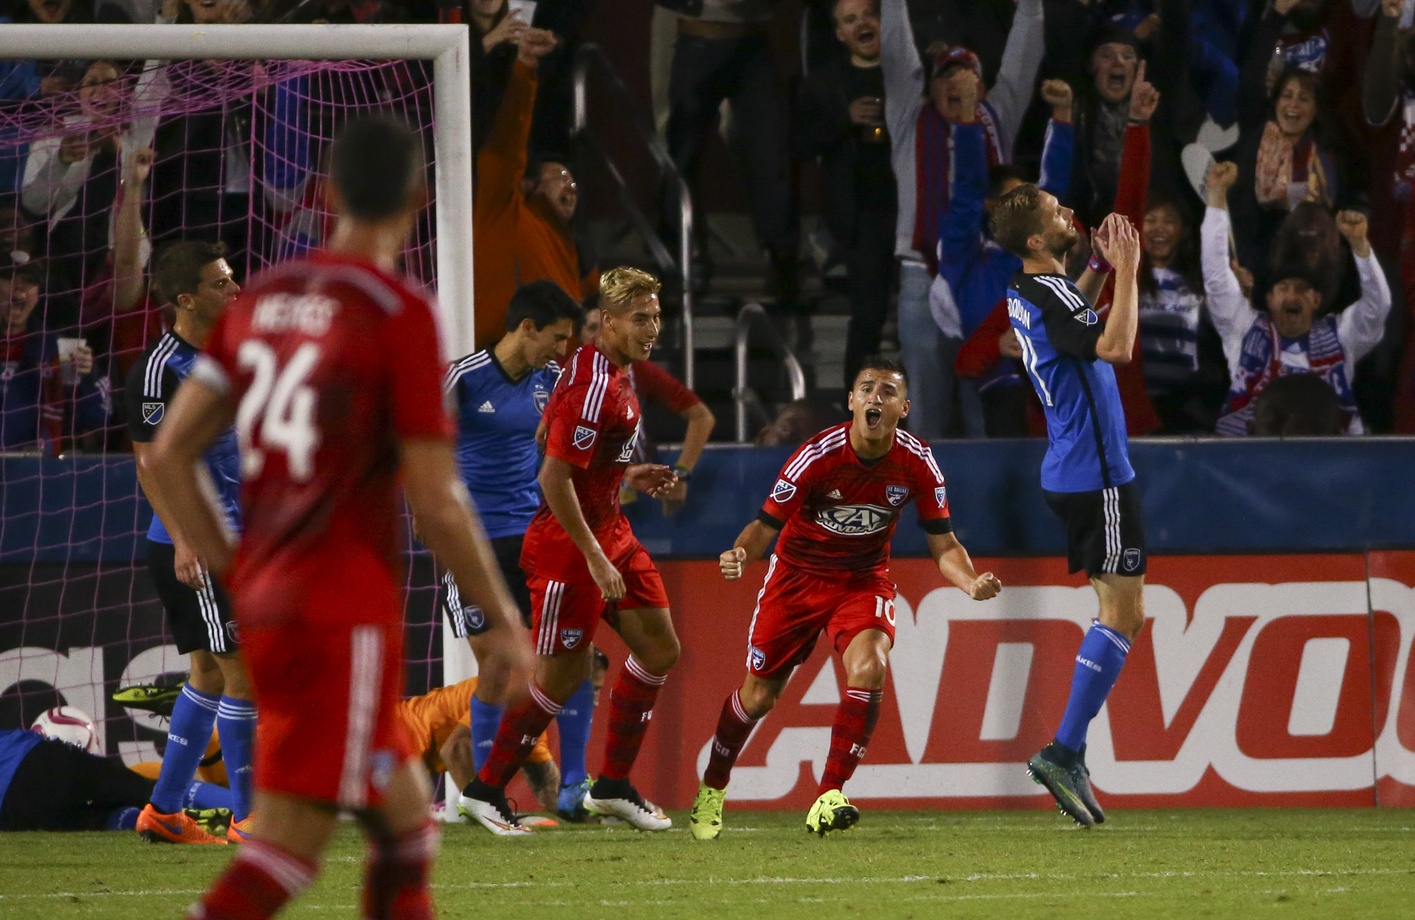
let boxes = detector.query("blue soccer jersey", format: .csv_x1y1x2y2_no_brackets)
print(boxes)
125,332,242,543
446,349,559,539
1006,272,1134,492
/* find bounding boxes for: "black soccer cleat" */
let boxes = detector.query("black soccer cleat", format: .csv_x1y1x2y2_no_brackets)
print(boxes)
1027,744,1096,828
1073,748,1105,824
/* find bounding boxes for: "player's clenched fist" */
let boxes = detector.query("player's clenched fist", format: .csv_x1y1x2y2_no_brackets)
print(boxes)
968,572,1002,601
720,546,747,581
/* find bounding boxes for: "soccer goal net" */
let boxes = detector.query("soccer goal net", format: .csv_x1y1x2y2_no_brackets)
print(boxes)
0,25,471,763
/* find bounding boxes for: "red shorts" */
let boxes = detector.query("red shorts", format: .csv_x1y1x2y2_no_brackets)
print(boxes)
746,556,896,680
527,540,669,656
242,614,414,809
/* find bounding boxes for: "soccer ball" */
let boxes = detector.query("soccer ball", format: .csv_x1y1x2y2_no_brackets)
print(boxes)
31,706,100,754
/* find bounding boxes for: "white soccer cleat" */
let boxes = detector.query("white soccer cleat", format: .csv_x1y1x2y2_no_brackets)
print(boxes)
583,778,672,831
456,787,533,837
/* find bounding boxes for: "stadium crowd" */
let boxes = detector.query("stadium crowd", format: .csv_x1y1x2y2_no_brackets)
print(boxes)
3,0,1415,450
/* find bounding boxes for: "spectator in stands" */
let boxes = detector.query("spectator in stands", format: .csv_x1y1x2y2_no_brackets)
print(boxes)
754,397,849,446
473,27,598,349
934,75,1074,437
1248,370,1345,435
1230,67,1340,282
797,0,896,392
580,302,715,516
0,199,36,261
662,0,801,334
436,0,530,154
880,0,1043,438
1203,161,1391,435
21,60,130,285
0,256,110,453
1064,21,1141,227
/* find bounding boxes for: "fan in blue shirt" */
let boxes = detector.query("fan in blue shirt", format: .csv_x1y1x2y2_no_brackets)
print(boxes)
440,280,600,824
991,186,1147,828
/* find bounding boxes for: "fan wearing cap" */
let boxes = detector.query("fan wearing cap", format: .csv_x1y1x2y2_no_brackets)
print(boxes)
879,0,1042,439
1202,160,1391,435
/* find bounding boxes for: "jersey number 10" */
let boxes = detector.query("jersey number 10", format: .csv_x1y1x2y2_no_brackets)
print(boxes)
235,340,321,482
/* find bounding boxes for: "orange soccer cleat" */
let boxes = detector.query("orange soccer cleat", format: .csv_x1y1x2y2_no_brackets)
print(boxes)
227,815,254,843
136,804,228,845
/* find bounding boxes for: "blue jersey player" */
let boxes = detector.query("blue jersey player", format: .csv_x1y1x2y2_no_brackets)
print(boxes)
124,241,256,843
441,280,593,823
991,187,1145,827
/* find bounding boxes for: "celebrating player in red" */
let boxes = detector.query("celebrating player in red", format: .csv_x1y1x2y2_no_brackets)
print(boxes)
150,116,532,920
689,357,1002,839
459,266,680,836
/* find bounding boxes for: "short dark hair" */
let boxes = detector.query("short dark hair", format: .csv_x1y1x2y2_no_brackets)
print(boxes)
331,115,422,221
505,280,586,333
1268,260,1324,292
855,354,908,390
153,240,228,303
987,164,1028,199
989,183,1046,258
1250,373,1343,436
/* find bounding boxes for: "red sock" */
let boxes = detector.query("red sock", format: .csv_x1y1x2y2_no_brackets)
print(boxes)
189,840,317,920
703,690,759,790
363,821,438,920
599,657,667,781
476,683,561,789
817,687,882,796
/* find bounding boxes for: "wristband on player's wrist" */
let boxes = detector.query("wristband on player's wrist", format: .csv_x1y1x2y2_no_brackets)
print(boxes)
1088,253,1114,274
674,464,692,481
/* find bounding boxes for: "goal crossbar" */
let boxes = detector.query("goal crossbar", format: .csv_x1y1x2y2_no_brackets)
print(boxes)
0,24,476,356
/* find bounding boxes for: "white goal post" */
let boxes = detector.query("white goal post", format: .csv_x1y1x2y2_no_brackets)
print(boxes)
0,24,477,357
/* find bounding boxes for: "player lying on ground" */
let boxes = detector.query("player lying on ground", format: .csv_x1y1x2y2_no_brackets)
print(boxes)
690,357,1002,839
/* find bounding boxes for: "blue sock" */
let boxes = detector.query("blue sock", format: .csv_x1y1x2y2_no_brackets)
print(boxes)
151,684,219,814
106,806,142,831
1055,621,1131,753
556,678,596,788
216,696,257,822
470,694,504,774
184,780,234,812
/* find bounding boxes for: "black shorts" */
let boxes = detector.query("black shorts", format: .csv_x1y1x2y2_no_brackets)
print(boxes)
1043,481,1147,578
147,539,238,655
442,534,533,638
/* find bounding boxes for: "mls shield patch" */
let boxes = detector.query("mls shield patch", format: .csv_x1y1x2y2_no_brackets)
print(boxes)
560,628,584,650
572,425,597,450
935,486,947,508
141,402,164,425
771,478,797,503
748,645,767,672
885,485,909,506
1123,548,1142,572
1073,308,1099,326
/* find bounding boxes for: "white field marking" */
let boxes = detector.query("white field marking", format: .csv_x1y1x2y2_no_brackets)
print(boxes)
4,867,1409,902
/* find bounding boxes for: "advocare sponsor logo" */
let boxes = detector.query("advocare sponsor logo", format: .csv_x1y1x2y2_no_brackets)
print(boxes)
699,579,1415,802
815,504,893,536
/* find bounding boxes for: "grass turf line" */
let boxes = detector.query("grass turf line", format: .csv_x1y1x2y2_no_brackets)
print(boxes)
0,809,1411,919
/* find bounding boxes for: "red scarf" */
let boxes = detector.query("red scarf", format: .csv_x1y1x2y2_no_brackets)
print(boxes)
913,102,1002,272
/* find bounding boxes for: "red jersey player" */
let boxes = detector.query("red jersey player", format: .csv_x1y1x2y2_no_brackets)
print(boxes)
459,266,680,836
689,356,1003,839
149,116,532,920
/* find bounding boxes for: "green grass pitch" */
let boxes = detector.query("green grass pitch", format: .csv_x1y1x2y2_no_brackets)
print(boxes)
1,809,1412,919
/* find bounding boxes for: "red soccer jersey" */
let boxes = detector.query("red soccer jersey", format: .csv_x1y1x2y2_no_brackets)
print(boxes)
194,251,454,626
529,343,641,537
628,359,701,413
760,423,952,580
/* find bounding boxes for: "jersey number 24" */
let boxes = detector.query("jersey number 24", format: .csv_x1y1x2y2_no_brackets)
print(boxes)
235,340,320,482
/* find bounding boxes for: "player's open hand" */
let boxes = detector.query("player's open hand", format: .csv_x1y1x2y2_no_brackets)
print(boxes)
719,546,747,581
588,551,625,602
968,572,1002,600
625,463,676,498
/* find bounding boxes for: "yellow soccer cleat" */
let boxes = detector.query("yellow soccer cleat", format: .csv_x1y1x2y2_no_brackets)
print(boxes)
805,789,860,836
688,783,726,841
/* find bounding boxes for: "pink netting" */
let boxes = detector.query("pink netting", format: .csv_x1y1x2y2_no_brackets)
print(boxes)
0,56,446,762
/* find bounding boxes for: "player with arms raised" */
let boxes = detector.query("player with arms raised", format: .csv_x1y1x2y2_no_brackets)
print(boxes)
990,185,1145,827
460,267,680,836
150,116,532,920
689,357,1002,839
